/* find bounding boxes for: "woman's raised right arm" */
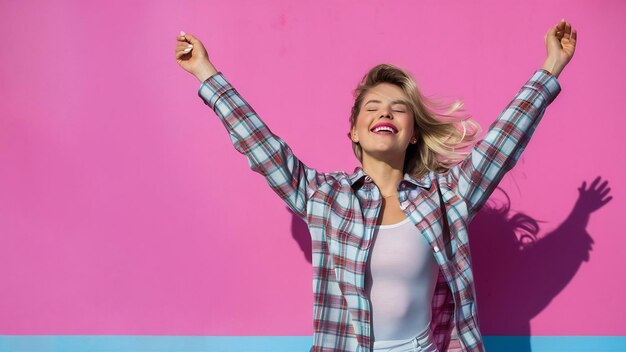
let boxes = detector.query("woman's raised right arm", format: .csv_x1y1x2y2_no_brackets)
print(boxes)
198,71,327,222
175,31,326,222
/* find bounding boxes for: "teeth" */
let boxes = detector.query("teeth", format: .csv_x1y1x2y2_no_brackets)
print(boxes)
372,126,395,133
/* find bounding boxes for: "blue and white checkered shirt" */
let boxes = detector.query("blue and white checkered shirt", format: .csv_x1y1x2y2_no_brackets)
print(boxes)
198,69,561,351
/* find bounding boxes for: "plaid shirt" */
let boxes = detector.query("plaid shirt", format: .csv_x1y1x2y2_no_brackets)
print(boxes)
198,69,561,351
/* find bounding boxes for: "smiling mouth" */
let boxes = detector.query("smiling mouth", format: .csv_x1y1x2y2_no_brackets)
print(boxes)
371,131,395,136
370,126,398,135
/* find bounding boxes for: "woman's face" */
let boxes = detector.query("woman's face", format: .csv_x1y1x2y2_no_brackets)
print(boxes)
351,83,415,161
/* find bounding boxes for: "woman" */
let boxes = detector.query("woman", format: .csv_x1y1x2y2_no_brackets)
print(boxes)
174,19,577,352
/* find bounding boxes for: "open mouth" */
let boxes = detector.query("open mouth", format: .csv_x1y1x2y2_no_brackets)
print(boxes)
370,125,398,135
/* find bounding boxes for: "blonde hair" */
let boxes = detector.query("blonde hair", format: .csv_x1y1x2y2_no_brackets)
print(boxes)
347,63,482,179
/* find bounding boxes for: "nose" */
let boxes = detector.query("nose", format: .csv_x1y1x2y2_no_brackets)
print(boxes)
380,108,393,119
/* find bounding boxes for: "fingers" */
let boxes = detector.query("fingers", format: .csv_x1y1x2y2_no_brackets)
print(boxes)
560,21,572,41
181,32,200,46
177,30,189,43
555,21,564,39
177,41,193,51
175,46,193,59
561,19,576,42
555,19,576,41
175,43,193,59
175,31,194,60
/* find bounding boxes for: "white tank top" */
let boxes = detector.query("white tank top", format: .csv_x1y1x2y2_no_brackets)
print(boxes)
364,216,440,341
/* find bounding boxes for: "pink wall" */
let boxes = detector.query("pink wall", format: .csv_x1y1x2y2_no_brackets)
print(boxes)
1,0,624,336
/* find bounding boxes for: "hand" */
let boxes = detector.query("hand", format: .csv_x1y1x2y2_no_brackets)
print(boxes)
175,31,218,82
542,19,577,77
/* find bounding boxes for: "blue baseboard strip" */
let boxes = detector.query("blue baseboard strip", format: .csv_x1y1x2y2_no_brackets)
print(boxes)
1,336,625,352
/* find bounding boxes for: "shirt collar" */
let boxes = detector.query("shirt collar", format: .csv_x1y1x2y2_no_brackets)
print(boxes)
348,166,432,190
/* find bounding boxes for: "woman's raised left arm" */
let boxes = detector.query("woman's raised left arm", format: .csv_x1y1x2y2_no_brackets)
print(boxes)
444,19,577,220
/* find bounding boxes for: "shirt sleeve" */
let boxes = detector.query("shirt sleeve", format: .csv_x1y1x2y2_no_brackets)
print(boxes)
197,71,325,222
444,69,562,220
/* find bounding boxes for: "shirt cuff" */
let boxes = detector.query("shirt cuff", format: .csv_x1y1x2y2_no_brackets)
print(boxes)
531,69,562,104
197,71,234,110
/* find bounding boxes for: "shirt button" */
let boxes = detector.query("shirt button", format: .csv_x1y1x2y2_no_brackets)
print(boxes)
433,246,440,252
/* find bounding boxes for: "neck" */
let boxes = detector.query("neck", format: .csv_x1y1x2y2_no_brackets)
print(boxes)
361,152,405,197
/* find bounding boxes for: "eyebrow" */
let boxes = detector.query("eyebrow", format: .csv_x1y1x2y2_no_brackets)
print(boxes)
364,99,408,106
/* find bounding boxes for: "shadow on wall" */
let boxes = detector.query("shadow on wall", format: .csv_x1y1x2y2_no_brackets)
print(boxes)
288,176,612,352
